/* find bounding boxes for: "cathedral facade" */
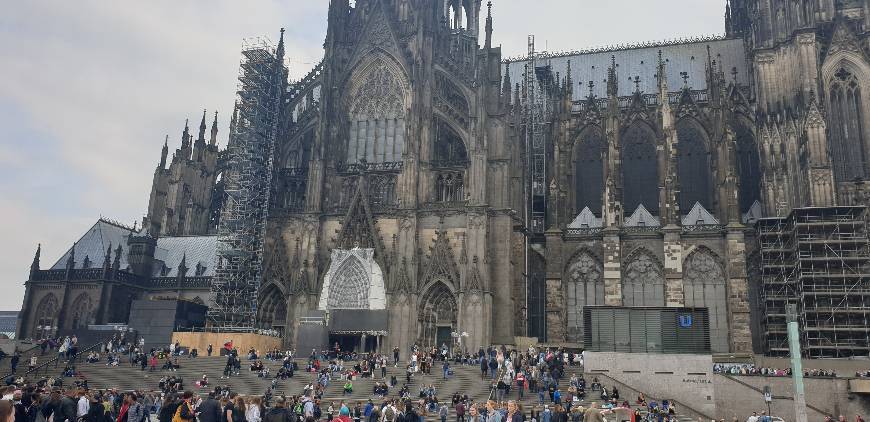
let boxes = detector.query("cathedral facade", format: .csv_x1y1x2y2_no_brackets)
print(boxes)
17,0,870,356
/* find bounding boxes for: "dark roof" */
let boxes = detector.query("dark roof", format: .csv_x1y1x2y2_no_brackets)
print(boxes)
50,219,136,270
504,37,748,99
153,236,217,277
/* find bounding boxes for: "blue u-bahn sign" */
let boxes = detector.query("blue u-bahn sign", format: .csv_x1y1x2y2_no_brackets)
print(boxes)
678,314,693,328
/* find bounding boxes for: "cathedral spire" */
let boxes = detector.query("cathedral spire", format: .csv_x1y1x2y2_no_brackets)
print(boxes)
181,118,191,158
502,65,512,101
178,252,187,280
66,242,76,270
230,102,239,135
159,135,169,169
198,109,207,142
725,0,734,37
113,244,122,271
565,60,573,96
275,28,286,73
210,111,219,146
30,243,41,279
182,118,190,143
484,1,493,50
606,55,618,98
657,50,669,96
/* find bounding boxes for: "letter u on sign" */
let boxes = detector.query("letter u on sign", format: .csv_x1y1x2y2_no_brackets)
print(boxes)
678,314,693,328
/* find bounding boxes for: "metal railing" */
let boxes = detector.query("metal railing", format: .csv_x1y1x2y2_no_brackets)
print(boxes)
17,338,109,379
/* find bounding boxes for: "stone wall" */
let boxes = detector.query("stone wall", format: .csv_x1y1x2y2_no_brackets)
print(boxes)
583,351,716,417
713,374,870,420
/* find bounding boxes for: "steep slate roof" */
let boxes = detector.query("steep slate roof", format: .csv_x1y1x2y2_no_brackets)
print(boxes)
743,200,764,224
153,236,217,277
50,219,136,270
567,207,603,228
625,204,661,227
504,37,748,100
681,202,720,226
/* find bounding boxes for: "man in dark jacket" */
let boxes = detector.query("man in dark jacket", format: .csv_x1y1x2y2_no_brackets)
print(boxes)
197,393,222,422
263,397,294,422
60,391,77,422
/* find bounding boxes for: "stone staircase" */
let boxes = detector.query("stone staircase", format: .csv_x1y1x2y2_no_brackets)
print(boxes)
43,356,697,420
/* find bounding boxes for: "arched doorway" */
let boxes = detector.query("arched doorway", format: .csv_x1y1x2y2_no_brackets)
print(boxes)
418,281,457,349
258,284,287,336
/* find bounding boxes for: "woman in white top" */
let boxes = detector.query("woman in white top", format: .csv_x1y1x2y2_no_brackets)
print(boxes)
246,397,262,422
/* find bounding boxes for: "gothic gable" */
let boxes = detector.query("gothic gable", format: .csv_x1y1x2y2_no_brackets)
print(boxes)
421,226,460,291
826,18,865,60
335,177,385,258
346,1,406,77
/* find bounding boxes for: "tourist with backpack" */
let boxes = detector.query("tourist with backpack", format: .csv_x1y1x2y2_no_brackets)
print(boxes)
171,392,195,422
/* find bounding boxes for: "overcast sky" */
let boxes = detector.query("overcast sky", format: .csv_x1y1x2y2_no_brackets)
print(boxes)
0,1,725,311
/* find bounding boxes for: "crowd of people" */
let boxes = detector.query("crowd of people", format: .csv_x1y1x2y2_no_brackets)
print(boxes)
1,336,867,422
712,363,840,378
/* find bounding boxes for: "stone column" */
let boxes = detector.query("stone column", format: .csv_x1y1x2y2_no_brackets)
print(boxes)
544,229,564,342
663,225,684,307
726,223,753,352
602,228,622,305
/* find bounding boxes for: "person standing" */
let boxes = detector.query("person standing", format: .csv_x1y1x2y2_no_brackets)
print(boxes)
173,392,196,422
454,402,465,422
76,392,90,420
198,393,222,422
262,398,292,422
246,398,261,422
9,352,19,374
127,394,144,422
438,403,448,422
207,345,213,357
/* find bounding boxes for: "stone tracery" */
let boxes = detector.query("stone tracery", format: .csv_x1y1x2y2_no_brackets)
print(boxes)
565,251,604,342
683,247,728,352
346,58,408,165
622,249,665,306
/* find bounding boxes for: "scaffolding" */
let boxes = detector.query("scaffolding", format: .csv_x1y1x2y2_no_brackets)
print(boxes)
523,35,552,234
755,206,870,358
208,32,287,329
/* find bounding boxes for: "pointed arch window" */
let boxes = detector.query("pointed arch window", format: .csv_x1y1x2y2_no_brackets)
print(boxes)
70,293,94,330
432,120,467,203
573,128,605,215
621,123,659,215
683,249,728,352
346,60,407,165
828,67,867,183
33,294,59,339
735,120,761,212
676,119,712,212
565,252,604,343
622,251,665,306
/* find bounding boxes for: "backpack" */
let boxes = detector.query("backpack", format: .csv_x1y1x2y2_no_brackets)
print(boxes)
172,403,190,422
384,407,395,422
